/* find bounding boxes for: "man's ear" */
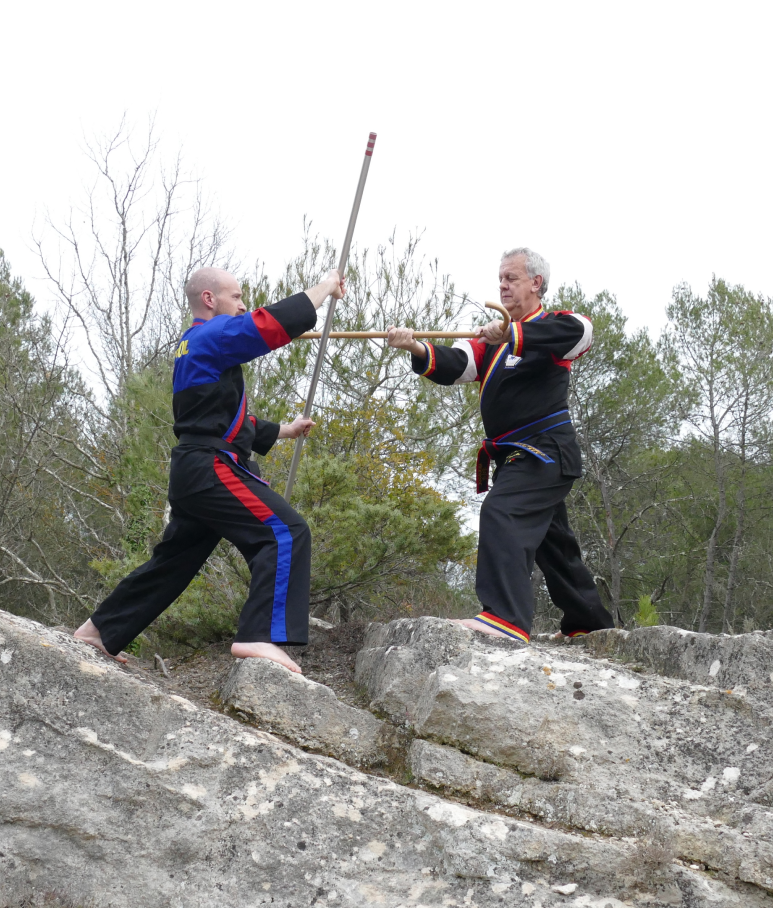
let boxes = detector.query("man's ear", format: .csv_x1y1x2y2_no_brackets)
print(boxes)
201,289,215,311
532,275,543,294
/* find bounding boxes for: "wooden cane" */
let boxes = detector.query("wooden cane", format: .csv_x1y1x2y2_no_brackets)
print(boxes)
283,132,377,502
296,300,512,339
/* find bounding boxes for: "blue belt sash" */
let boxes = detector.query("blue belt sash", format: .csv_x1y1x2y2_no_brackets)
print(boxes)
475,410,572,493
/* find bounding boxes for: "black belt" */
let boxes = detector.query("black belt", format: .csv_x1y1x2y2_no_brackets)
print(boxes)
176,434,251,460
475,410,572,493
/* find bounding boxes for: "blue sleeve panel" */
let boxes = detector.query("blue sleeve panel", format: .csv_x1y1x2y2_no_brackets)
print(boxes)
173,292,316,393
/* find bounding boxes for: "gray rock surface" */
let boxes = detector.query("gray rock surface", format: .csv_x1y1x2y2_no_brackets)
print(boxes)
352,618,472,724
582,625,773,696
354,617,519,724
222,656,402,768
3,608,773,907
357,618,773,895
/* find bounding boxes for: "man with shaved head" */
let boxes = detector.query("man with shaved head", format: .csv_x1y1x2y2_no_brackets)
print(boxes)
75,266,343,673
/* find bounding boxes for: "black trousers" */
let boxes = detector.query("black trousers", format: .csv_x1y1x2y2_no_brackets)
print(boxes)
91,458,311,656
475,449,614,640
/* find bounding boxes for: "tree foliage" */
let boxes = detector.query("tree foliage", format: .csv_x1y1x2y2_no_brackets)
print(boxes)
2,127,773,651
663,279,773,632
0,250,97,622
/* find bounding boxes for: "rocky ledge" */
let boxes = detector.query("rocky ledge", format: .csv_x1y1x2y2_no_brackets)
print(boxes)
3,610,773,907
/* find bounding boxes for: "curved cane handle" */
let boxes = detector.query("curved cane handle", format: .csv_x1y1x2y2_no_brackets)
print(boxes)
484,300,511,336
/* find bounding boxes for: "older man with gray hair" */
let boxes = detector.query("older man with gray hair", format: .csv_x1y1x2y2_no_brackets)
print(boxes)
387,247,614,644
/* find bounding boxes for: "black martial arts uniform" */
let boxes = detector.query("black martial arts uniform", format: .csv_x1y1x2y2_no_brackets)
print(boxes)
90,293,317,656
411,302,614,643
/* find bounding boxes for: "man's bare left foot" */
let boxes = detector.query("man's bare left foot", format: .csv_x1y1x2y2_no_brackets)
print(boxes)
73,619,128,664
231,641,302,674
449,618,511,639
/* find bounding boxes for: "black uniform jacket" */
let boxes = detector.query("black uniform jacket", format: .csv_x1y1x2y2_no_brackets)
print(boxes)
410,303,593,478
169,292,317,499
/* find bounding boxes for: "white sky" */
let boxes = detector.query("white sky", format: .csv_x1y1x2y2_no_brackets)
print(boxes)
2,0,771,336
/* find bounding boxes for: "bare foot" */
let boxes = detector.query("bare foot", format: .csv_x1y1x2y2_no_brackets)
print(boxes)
73,619,128,664
231,641,302,674
449,618,512,639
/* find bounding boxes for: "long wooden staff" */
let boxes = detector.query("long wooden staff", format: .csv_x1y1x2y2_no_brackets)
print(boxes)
284,132,377,502
296,300,511,339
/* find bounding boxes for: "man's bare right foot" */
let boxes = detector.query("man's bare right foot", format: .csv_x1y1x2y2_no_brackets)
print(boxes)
73,619,128,664
231,641,302,674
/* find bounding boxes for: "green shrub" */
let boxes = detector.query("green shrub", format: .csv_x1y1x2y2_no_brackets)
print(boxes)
634,595,661,627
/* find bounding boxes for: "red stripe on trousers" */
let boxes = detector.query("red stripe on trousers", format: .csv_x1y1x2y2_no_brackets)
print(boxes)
214,459,274,522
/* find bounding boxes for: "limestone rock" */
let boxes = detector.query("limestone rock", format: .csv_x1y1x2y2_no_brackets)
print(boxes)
358,617,773,895
6,610,757,908
582,625,773,697
409,738,662,837
3,608,773,907
354,616,517,723
408,739,773,893
309,616,335,629
222,655,401,768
